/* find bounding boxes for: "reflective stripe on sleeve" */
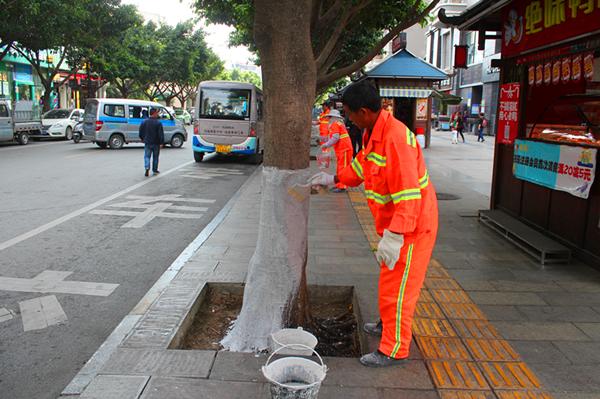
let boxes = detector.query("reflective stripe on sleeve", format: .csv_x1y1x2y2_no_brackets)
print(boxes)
406,130,417,148
419,170,429,189
340,134,350,139
351,157,364,180
366,152,387,167
365,190,392,205
391,188,422,203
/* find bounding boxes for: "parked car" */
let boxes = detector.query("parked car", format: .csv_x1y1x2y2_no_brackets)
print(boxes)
82,99,188,149
174,108,192,125
0,100,42,145
40,108,84,140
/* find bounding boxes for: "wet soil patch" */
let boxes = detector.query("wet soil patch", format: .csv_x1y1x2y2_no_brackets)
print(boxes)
177,283,361,357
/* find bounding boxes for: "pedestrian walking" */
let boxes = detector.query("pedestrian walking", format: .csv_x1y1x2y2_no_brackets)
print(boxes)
311,81,438,367
456,112,465,143
346,116,363,157
321,109,353,193
139,108,164,176
477,113,487,142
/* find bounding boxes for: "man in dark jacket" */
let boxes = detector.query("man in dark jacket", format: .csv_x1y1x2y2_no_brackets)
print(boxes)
139,108,165,176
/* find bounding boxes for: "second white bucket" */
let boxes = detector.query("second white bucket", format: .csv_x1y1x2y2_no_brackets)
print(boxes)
270,327,317,356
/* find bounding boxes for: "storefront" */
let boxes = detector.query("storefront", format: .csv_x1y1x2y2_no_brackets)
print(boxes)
365,48,448,147
441,0,600,265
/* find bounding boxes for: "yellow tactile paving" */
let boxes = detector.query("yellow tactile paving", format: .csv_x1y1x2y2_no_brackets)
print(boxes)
432,289,474,304
416,337,472,360
418,289,435,303
495,391,554,399
464,339,521,362
416,301,446,319
479,362,542,390
439,391,496,399
427,360,490,390
425,278,463,290
346,188,550,398
450,319,504,340
412,318,458,338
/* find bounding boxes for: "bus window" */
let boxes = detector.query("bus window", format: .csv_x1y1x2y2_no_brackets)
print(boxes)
200,88,251,119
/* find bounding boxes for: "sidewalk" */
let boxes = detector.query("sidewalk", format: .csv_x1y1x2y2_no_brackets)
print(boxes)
61,131,600,399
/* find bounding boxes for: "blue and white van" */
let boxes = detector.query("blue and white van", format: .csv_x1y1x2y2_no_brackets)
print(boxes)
83,99,187,149
193,81,264,163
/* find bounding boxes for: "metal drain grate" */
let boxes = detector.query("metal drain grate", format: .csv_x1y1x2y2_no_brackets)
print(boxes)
437,193,460,200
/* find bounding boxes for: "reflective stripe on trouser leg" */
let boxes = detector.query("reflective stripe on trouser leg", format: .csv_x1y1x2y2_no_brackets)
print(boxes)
335,150,349,189
378,235,435,359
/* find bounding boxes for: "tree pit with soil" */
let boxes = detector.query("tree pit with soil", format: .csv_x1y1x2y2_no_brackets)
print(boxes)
176,283,362,357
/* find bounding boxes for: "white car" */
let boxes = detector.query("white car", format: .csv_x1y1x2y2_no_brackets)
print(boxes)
41,108,84,140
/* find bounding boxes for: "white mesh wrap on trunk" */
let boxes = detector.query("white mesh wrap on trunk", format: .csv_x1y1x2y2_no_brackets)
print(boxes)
221,167,311,352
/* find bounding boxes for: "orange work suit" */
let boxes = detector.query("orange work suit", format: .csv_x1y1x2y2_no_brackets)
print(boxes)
318,109,330,144
338,110,438,359
327,120,353,190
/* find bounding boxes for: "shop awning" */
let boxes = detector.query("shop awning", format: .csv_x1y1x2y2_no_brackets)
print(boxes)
431,89,463,104
379,87,432,98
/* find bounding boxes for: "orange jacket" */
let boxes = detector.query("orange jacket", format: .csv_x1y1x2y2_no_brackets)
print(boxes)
338,110,437,237
328,120,353,154
319,109,330,137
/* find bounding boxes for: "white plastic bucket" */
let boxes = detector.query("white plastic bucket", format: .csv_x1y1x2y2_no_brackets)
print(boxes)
270,327,317,356
262,344,327,399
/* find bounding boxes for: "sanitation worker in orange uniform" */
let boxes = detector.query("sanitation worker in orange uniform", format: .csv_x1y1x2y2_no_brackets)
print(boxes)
318,102,331,144
321,109,353,192
311,81,438,367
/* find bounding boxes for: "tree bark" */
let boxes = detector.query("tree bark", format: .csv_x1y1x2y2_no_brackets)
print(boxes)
221,0,317,352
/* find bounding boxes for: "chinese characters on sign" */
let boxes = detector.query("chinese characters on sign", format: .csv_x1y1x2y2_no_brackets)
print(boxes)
513,139,597,199
503,0,600,57
497,83,521,145
528,53,592,87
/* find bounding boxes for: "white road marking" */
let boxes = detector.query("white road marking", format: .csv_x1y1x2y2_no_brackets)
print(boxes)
0,270,119,297
180,167,245,180
90,194,213,228
20,295,67,331
0,141,63,152
0,307,13,323
0,161,193,251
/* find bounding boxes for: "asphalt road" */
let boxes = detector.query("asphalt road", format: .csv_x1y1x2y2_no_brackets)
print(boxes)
0,134,258,398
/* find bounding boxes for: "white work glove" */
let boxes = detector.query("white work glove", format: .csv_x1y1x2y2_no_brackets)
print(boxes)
376,230,404,270
309,172,335,187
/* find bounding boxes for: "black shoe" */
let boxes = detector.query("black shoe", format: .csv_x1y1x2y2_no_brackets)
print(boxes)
363,321,382,337
145,169,149,177
153,170,160,175
359,350,408,367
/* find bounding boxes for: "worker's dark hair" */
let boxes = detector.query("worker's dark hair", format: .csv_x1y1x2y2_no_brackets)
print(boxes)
342,80,381,112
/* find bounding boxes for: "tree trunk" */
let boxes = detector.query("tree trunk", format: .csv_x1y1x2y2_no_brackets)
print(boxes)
221,0,317,352
41,86,52,113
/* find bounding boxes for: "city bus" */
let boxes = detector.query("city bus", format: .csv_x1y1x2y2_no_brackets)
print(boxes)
192,81,264,163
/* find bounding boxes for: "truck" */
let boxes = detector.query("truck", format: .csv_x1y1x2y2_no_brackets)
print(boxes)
0,100,43,145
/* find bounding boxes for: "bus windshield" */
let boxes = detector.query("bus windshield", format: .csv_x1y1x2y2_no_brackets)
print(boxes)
200,88,251,120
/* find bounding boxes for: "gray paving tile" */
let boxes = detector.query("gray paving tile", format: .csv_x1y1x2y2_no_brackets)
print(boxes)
477,305,526,321
575,323,600,340
555,281,600,293
489,280,564,292
509,340,571,364
81,375,149,399
553,341,600,364
450,269,518,282
538,292,600,307
101,349,216,378
456,280,496,291
380,389,440,399
209,351,268,383
516,306,600,323
493,321,590,341
322,358,433,389
140,377,268,399
318,386,379,399
468,291,547,305
531,363,600,392
551,393,600,399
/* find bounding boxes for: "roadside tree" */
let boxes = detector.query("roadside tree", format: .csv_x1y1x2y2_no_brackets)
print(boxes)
195,0,438,352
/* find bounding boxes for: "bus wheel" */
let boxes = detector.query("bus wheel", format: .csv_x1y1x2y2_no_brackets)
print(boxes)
108,134,124,149
194,151,204,162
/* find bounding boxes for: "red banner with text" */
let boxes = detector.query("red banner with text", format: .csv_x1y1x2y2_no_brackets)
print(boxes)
497,83,521,145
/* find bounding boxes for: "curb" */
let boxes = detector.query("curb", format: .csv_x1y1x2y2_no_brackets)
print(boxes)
60,166,263,397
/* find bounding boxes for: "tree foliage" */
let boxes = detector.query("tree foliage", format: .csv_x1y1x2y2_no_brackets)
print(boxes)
217,68,262,88
194,0,438,91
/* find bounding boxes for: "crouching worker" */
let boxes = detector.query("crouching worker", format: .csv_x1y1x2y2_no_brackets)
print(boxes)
321,109,353,193
311,81,438,367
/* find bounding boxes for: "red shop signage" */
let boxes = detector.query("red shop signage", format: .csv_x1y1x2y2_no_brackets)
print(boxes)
502,0,600,58
497,83,521,145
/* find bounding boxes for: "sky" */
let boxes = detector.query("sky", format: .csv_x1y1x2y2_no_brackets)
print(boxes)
121,0,254,69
